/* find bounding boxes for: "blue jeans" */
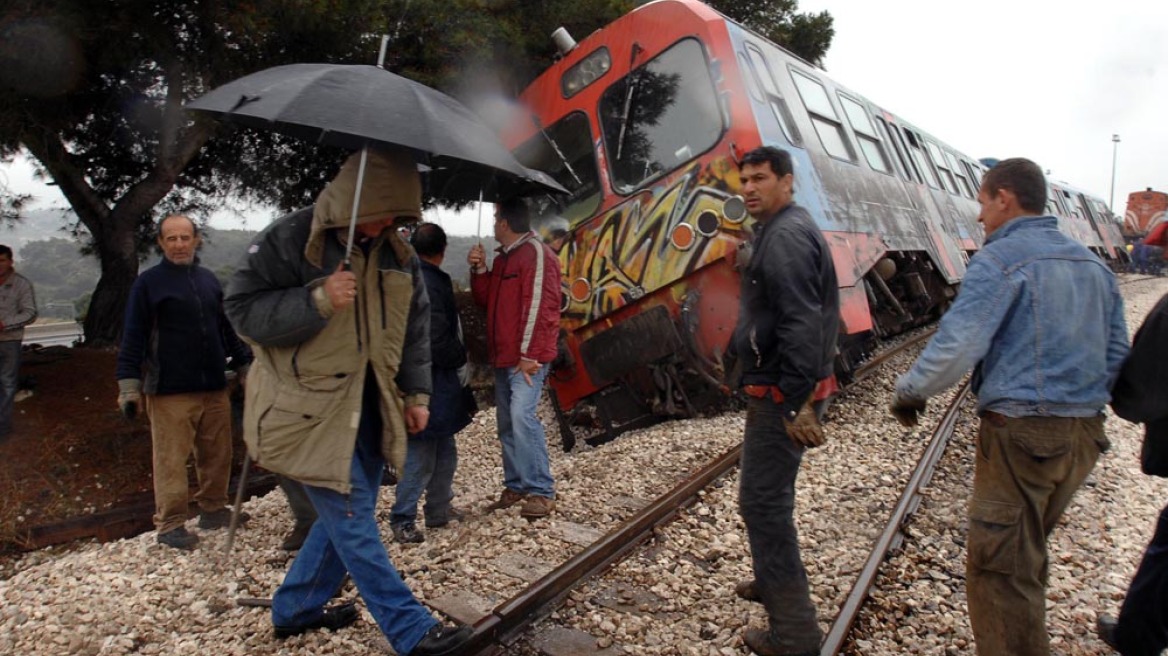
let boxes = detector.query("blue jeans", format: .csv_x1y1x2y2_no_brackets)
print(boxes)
738,396,821,651
494,365,554,498
271,385,436,654
390,433,457,527
0,340,21,435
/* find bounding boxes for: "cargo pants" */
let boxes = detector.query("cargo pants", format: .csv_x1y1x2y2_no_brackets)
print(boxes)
145,391,233,533
966,412,1108,656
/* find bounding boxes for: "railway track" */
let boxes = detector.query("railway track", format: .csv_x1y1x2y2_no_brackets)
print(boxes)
5,473,278,551
441,329,959,655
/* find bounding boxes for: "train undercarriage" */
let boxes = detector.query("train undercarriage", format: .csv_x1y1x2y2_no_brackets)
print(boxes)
547,250,961,450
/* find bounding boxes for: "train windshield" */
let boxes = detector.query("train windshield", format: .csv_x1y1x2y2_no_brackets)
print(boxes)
599,38,722,192
512,111,602,234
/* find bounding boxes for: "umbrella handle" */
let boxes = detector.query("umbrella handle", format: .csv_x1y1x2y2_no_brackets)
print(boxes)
344,148,371,266
476,188,484,243
224,451,251,555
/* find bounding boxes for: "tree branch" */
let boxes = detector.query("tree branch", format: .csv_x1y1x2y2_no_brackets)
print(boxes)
19,129,110,237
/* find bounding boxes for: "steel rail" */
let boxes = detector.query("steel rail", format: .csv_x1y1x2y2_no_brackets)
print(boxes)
851,327,936,383
819,382,971,655
6,473,278,551
459,330,945,654
463,443,742,654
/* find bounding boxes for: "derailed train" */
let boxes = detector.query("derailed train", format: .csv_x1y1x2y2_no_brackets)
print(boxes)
499,0,1128,447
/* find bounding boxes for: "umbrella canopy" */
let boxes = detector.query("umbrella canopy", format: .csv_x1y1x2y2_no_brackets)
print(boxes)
186,63,566,202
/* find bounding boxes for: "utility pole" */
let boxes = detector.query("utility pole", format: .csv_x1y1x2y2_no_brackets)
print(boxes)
1110,134,1121,212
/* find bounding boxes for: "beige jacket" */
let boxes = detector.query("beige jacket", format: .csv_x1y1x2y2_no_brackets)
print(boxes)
225,149,431,493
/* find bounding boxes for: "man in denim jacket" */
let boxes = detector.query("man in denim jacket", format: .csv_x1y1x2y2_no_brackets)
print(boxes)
890,158,1129,656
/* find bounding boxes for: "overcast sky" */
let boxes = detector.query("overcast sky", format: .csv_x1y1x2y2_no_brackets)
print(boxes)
798,0,1167,216
3,0,1165,234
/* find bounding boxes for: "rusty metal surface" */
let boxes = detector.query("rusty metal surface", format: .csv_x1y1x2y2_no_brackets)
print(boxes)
7,473,278,552
463,444,743,655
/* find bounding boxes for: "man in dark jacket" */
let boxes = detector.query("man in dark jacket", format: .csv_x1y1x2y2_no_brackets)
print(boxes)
731,146,839,656
468,198,562,519
1098,292,1168,656
115,214,253,550
390,222,474,543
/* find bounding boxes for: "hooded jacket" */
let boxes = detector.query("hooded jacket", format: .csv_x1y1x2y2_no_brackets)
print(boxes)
225,149,431,493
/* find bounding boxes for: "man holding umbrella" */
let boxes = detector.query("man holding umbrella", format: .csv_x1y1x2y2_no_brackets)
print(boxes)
225,147,470,655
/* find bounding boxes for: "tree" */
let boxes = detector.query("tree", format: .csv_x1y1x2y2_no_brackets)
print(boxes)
0,1,396,345
703,0,834,66
0,0,633,346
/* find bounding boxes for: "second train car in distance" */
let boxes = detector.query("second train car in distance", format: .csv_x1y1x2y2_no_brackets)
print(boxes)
501,0,1124,448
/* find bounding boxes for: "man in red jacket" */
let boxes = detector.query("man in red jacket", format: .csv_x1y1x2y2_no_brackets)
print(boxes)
468,198,561,519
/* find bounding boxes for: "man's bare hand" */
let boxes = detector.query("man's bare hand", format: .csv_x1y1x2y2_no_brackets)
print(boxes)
404,405,430,434
467,244,486,272
514,360,542,386
324,261,358,310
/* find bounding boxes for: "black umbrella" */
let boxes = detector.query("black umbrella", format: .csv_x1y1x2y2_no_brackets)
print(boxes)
185,63,567,204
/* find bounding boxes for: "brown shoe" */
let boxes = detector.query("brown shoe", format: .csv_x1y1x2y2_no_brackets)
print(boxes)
519,495,555,519
485,489,525,512
735,579,761,603
742,627,817,656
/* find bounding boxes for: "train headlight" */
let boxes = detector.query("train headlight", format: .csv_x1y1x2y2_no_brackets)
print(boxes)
671,223,696,251
561,47,611,98
570,277,593,302
723,195,747,223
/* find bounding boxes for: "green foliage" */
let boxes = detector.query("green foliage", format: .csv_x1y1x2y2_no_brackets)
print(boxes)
703,0,834,65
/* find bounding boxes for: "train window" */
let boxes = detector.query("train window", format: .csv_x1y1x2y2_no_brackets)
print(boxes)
512,111,602,230
1063,191,1085,220
946,152,975,199
875,117,914,182
839,95,891,174
1046,187,1068,215
745,44,801,146
962,159,981,192
789,69,854,162
903,129,941,189
598,38,723,192
963,160,985,191
925,141,958,195
738,53,764,102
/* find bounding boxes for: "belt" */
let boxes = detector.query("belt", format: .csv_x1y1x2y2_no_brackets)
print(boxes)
743,384,785,403
742,376,839,404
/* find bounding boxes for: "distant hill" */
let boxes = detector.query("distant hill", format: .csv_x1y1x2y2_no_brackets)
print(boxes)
0,208,80,256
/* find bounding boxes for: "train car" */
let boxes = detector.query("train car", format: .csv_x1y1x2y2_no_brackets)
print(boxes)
500,0,1114,446
1047,180,1127,263
1123,188,1168,237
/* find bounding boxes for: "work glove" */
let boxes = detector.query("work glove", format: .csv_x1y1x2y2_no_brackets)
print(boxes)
889,393,927,427
783,397,825,448
117,378,142,421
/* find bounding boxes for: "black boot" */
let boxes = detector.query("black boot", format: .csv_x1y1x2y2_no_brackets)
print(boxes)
408,623,472,655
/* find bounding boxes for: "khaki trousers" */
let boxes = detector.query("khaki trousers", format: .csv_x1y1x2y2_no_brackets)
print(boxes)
145,391,233,533
966,413,1108,656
